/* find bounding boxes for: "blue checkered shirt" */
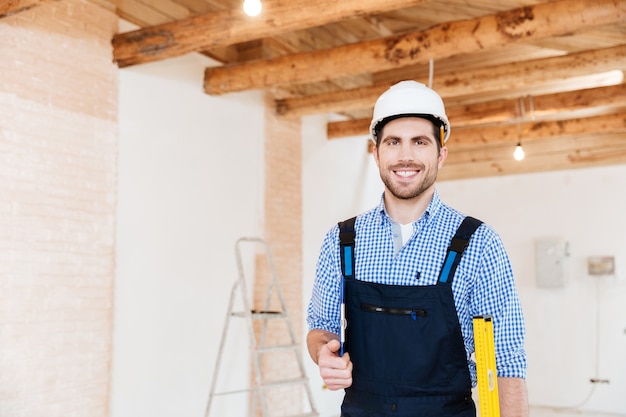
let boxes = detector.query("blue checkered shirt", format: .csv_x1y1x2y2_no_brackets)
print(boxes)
307,190,527,383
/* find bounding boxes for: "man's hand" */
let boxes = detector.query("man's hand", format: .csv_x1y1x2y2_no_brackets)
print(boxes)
318,339,353,390
307,330,353,390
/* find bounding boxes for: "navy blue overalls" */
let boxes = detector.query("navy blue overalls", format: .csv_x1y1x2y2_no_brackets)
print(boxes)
338,216,482,417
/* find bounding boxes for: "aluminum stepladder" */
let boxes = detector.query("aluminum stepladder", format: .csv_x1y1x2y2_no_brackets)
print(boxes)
205,237,318,417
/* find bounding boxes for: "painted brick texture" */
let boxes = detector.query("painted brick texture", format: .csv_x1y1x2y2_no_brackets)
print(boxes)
250,94,304,415
0,1,118,416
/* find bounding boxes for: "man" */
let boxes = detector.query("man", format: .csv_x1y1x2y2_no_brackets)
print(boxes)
306,81,528,417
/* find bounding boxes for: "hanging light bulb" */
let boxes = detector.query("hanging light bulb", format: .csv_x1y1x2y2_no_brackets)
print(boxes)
513,142,525,161
243,0,262,16
513,98,526,161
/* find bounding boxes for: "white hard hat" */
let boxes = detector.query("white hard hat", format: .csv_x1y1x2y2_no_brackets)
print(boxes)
370,80,450,144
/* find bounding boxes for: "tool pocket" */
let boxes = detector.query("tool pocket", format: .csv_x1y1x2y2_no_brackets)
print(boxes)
346,281,465,390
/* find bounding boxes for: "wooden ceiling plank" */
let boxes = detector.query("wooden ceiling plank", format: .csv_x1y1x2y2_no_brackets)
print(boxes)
276,84,386,118
527,24,626,53
203,0,626,94
113,0,175,26
374,43,565,85
113,0,429,67
202,45,241,62
326,83,626,138
431,46,626,97
144,0,191,20
168,0,214,14
280,45,626,118
327,119,372,139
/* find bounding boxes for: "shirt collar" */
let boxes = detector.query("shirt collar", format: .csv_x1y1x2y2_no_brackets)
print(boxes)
375,189,443,225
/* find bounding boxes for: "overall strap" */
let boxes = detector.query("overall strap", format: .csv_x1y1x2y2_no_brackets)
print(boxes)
438,216,483,284
338,216,357,279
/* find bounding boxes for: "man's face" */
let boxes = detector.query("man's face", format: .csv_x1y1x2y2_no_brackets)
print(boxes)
373,117,447,201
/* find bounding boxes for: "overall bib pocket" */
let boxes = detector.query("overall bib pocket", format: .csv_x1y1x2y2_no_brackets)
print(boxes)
347,288,463,388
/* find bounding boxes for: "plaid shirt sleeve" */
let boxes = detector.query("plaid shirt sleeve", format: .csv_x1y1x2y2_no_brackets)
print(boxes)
470,230,527,379
306,225,342,335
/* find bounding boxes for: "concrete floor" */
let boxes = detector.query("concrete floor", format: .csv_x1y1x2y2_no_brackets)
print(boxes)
329,406,625,417
529,407,625,417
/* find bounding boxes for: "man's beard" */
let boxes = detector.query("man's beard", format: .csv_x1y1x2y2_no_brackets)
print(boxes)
380,163,438,200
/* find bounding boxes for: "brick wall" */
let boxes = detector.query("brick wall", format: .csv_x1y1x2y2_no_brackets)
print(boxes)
263,94,303,343
250,94,304,415
0,1,118,416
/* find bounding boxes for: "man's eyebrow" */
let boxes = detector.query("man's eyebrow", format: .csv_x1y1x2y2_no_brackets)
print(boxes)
382,134,433,141
406,134,435,142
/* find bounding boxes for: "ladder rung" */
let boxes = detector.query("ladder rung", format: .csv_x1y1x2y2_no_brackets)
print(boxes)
260,377,309,389
255,344,299,353
212,387,255,396
231,310,286,319
212,377,309,397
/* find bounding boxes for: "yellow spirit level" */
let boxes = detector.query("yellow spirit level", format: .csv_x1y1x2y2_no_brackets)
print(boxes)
473,315,500,417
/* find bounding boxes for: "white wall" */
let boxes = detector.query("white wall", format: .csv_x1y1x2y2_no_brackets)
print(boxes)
302,115,626,416
112,53,265,417
113,52,625,416
437,166,626,415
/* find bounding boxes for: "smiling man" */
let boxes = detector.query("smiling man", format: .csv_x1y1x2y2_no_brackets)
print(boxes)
306,81,528,417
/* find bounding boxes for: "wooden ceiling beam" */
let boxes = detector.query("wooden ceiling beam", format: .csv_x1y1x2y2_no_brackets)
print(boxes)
451,111,626,148
284,45,626,119
445,133,626,165
203,0,626,94
439,133,626,181
445,83,626,126
112,0,429,67
0,0,42,16
327,83,626,138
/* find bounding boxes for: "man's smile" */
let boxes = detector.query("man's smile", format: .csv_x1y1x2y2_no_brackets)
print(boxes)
394,169,419,178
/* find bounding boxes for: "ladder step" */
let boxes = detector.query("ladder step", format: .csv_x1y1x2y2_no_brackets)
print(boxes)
231,310,286,319
212,377,310,397
255,344,299,353
212,387,255,396
260,377,309,389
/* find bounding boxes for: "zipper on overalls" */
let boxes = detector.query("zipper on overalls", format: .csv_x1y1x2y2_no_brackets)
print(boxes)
361,303,426,320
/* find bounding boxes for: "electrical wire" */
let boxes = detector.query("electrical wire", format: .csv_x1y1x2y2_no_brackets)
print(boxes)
531,278,623,415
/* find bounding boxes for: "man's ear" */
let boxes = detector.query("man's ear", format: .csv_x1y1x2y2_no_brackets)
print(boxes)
438,146,448,168
373,144,380,167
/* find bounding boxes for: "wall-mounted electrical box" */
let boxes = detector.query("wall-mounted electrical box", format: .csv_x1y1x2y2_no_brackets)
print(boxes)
534,237,570,288
587,256,615,276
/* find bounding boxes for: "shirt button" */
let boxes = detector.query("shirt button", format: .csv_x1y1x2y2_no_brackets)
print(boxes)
389,404,397,411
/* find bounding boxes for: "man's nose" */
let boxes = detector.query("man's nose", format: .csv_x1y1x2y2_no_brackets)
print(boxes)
398,142,414,161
